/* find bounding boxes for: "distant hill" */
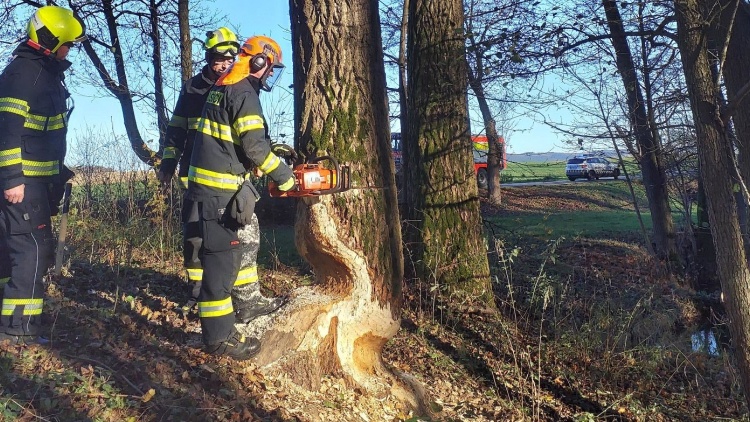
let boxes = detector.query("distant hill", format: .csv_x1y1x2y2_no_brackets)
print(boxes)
507,150,624,163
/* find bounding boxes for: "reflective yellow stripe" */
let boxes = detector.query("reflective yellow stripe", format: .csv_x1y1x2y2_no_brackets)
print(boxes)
2,298,43,316
188,166,243,191
234,114,264,135
0,97,29,117
23,159,59,176
179,176,188,189
278,177,295,192
258,152,281,174
234,266,258,286
0,148,22,167
188,117,200,130
198,296,233,318
24,113,47,130
197,117,234,143
0,277,9,286
47,113,66,130
163,147,179,160
168,115,187,129
187,268,203,282
23,112,67,131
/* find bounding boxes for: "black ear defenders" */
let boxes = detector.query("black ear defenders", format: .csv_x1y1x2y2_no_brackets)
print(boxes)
251,54,268,72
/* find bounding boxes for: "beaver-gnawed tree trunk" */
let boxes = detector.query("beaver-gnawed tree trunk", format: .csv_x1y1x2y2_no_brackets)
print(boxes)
403,0,492,304
247,0,428,414
675,0,750,409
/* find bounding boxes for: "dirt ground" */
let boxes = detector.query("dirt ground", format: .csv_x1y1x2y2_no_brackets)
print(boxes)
0,186,744,421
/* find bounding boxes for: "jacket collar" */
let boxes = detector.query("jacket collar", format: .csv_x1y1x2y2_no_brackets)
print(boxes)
201,65,218,84
13,42,72,73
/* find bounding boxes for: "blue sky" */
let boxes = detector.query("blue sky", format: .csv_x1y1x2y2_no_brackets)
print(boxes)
63,0,566,162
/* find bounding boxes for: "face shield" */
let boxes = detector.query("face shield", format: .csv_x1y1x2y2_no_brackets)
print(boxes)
260,63,285,92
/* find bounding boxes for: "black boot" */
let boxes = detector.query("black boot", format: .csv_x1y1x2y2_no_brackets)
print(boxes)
204,331,260,361
235,295,287,324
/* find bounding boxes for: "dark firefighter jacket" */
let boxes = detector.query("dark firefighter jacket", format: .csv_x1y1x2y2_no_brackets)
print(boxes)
161,66,215,184
0,43,71,191
187,77,294,201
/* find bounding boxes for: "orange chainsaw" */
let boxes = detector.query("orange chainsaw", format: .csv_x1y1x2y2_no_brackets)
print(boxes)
268,155,351,197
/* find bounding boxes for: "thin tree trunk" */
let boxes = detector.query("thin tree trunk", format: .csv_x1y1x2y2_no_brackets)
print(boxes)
468,69,502,204
149,0,168,146
80,0,157,166
177,0,192,84
405,0,492,304
398,0,409,206
675,0,750,409
602,0,676,260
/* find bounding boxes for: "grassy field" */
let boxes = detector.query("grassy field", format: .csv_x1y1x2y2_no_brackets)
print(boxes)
502,158,641,183
485,181,661,239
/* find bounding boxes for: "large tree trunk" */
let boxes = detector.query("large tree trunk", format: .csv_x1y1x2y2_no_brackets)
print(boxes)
404,0,492,304
675,0,750,409
602,0,676,261
247,0,426,414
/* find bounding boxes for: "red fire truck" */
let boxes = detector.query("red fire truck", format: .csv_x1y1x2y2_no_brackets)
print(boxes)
391,133,506,189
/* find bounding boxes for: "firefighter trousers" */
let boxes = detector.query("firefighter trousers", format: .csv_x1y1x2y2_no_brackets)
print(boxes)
196,197,242,345
0,183,55,336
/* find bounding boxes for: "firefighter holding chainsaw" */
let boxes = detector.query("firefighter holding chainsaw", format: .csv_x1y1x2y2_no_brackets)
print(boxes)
186,35,296,360
0,6,85,344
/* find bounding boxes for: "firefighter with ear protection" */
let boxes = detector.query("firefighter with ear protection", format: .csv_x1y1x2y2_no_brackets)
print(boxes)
0,6,85,344
186,35,295,359
157,27,241,313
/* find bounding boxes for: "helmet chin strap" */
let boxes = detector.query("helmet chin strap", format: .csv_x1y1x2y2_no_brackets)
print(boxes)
26,39,54,57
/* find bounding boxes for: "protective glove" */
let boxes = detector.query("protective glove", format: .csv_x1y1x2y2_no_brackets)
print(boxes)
157,158,177,184
271,143,298,164
227,180,260,226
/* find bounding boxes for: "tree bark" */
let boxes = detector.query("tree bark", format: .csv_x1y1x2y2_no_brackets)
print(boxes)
675,0,750,409
717,0,750,241
247,0,427,414
177,0,192,84
602,0,676,261
467,65,502,205
404,0,492,304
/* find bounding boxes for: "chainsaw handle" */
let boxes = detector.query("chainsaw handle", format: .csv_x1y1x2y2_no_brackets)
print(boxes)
308,155,348,194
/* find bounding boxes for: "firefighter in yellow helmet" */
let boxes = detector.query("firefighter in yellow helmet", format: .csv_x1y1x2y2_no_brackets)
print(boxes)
186,35,295,359
157,27,240,313
0,6,85,344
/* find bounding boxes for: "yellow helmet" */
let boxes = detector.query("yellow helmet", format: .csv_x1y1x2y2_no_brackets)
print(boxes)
241,35,285,91
27,6,86,53
204,27,240,58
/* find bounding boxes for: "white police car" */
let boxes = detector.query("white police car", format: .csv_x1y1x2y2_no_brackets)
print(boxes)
565,155,620,181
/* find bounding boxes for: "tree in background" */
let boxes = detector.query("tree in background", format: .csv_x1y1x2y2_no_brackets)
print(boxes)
250,0,427,414
674,0,750,408
600,0,676,261
404,0,493,305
